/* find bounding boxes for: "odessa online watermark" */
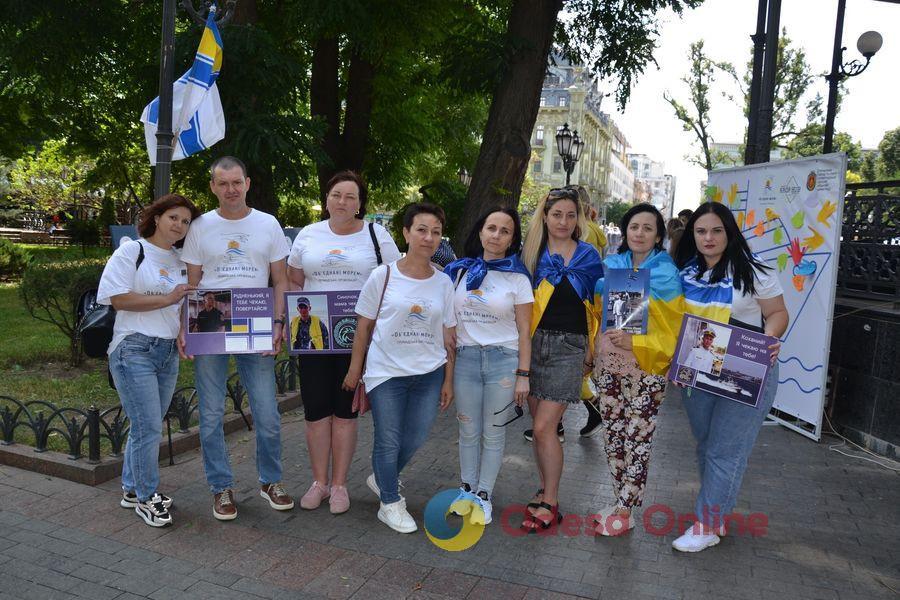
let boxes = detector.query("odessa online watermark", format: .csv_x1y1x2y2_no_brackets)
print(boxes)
424,489,768,551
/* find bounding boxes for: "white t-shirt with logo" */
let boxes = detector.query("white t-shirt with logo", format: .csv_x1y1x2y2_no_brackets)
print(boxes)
180,209,290,288
452,270,533,349
287,220,401,291
97,240,188,354
355,262,457,392
730,263,784,328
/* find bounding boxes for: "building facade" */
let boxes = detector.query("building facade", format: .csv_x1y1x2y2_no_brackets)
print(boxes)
628,153,677,218
607,121,634,205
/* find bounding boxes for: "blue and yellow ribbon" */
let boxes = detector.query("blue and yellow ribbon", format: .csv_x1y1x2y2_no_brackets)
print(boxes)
532,241,604,338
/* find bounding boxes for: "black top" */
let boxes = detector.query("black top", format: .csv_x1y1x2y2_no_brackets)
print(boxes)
197,308,225,332
536,277,588,335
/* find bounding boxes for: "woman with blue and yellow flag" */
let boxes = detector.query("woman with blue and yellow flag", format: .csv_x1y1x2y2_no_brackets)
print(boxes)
518,188,603,532
590,204,684,536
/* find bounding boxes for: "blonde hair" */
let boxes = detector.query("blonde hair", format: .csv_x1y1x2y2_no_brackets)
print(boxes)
520,190,587,273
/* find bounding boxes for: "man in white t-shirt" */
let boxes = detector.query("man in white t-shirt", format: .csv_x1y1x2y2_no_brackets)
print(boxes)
684,329,717,374
180,156,294,521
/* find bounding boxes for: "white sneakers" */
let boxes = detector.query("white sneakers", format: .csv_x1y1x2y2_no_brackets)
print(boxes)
470,494,492,525
672,521,723,552
378,499,417,533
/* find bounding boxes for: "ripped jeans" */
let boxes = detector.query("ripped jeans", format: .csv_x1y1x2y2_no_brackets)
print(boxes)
453,345,519,497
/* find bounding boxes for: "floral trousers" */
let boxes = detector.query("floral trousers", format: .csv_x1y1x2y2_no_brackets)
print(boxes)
592,369,667,509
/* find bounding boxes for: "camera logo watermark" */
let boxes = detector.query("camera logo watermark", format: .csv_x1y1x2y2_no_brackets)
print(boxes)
423,489,485,551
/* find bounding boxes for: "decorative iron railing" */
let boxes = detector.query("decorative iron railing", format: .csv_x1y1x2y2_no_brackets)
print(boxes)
838,180,900,301
1,358,299,463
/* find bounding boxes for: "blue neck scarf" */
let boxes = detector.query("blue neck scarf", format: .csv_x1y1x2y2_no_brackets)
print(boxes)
534,242,604,302
444,254,532,291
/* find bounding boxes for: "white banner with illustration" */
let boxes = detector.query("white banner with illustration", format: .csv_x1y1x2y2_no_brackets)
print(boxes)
706,153,847,440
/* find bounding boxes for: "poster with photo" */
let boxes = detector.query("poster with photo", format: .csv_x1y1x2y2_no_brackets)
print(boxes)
668,314,776,408
601,268,650,334
285,290,360,355
184,288,274,355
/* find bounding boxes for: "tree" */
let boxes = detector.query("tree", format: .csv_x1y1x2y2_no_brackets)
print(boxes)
877,126,900,178
605,201,631,227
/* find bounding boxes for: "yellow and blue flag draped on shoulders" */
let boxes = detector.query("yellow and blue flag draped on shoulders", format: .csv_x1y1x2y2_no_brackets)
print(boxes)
532,241,604,339
679,256,733,325
594,249,684,376
141,6,225,164
444,255,532,290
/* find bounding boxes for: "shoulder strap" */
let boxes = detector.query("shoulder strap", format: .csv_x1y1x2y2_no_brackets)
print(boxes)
368,222,383,266
135,241,145,270
365,266,390,352
453,269,465,290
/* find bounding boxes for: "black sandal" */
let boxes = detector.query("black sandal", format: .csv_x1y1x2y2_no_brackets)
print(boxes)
525,488,544,515
521,501,563,533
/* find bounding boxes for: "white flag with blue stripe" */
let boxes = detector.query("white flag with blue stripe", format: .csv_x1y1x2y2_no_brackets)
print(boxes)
141,6,225,165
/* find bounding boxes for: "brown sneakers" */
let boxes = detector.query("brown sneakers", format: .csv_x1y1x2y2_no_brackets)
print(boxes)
213,489,237,521
260,482,295,511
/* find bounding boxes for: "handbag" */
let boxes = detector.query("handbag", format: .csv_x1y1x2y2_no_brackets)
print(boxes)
351,265,391,415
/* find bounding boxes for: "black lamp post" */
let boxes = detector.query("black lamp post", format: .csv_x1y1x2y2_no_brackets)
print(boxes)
555,123,585,186
823,0,883,154
154,0,236,200
457,167,472,188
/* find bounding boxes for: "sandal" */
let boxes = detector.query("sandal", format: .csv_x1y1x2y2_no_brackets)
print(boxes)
525,488,544,515
521,501,563,533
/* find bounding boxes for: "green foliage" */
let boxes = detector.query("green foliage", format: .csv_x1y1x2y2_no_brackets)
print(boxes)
278,196,316,228
7,139,96,213
391,204,412,253
877,127,900,178
605,201,632,227
67,218,102,253
0,238,31,280
19,258,106,366
784,127,863,172
98,196,116,229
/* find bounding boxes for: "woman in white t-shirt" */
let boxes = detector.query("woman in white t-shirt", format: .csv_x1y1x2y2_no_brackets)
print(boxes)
342,203,456,534
97,194,199,528
671,201,789,553
442,208,533,527
287,171,400,515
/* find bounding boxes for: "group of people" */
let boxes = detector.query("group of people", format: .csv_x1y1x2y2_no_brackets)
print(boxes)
97,155,788,555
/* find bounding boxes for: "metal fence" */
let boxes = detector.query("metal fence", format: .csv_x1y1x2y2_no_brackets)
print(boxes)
837,180,900,301
0,358,299,463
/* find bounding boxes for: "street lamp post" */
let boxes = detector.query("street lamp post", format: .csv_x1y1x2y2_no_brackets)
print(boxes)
154,0,236,200
555,123,585,186
823,0,883,154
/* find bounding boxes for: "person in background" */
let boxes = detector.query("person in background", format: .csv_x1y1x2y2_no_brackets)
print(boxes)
343,203,456,534
671,201,788,552
98,194,200,527
443,207,533,527
665,218,685,255
431,237,458,270
287,170,400,514
518,188,603,532
590,203,684,536
678,208,693,226
576,186,607,256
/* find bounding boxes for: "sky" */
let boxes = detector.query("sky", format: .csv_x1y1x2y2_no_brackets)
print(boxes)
607,0,900,213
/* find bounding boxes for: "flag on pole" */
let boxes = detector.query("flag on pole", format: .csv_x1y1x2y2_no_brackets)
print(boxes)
141,6,225,165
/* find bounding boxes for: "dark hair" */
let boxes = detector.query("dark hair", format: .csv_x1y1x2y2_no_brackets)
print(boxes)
138,194,201,248
678,208,693,219
673,202,770,296
666,218,685,257
322,170,368,220
462,207,522,259
403,202,446,229
209,156,247,179
618,203,666,253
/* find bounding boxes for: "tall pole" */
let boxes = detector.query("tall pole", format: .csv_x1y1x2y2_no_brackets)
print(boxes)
744,0,768,165
823,0,847,154
154,0,177,200
754,0,781,164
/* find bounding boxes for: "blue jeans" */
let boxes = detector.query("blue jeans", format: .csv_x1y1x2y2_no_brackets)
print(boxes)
454,345,518,496
110,333,180,502
194,353,282,493
369,367,444,504
682,363,779,527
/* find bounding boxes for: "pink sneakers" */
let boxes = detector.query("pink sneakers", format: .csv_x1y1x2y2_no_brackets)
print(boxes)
299,481,330,510
329,485,350,514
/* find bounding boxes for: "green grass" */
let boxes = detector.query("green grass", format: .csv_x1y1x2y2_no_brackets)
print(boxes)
20,243,111,263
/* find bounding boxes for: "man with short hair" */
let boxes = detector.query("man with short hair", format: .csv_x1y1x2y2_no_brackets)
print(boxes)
684,329,717,374
291,296,329,350
180,155,294,520
195,291,225,332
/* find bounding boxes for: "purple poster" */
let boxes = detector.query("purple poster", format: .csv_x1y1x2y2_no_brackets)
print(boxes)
285,290,360,355
184,288,274,355
668,314,776,407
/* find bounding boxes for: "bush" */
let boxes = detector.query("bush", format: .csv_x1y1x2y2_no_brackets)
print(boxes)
278,196,315,228
19,258,106,366
67,218,102,253
0,238,31,280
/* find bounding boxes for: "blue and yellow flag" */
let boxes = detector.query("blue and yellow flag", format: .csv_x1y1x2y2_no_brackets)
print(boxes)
532,242,604,339
679,257,733,325
595,250,684,375
141,6,225,164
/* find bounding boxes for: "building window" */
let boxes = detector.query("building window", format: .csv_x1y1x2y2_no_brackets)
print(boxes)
533,161,542,174
535,125,544,145
540,96,546,107
553,158,562,173
558,96,567,107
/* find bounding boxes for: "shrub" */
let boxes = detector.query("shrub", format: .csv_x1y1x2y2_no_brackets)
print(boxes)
278,196,315,228
0,239,31,280
19,258,106,366
67,218,101,254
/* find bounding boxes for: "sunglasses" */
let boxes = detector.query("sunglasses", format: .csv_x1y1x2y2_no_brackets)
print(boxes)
493,399,525,427
548,187,578,200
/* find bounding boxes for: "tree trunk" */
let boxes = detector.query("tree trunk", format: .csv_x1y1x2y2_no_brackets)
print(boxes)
454,0,563,247
246,162,277,216
311,37,342,202
342,47,376,173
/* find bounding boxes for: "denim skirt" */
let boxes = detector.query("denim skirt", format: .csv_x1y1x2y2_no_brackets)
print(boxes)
530,329,587,404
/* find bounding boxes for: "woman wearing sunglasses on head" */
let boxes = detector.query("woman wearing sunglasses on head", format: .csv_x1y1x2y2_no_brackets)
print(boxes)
518,188,603,532
443,207,533,527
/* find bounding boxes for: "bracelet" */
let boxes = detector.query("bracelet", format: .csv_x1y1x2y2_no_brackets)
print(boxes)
515,369,530,378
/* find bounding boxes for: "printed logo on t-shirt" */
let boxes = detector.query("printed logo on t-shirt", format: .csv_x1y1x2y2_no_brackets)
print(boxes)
225,239,247,262
323,248,351,267
215,233,260,280
465,289,489,307
158,268,175,285
403,299,432,330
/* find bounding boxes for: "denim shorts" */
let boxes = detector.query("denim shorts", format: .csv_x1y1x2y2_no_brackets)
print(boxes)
530,329,587,404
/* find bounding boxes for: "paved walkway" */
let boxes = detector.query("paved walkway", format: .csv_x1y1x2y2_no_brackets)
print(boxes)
1,389,898,600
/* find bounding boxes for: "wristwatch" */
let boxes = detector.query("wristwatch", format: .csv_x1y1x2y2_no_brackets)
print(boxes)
273,317,285,325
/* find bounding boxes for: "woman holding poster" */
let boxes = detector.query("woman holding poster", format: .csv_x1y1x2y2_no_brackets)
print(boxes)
287,171,401,515
672,202,788,552
590,203,684,536
97,194,200,527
